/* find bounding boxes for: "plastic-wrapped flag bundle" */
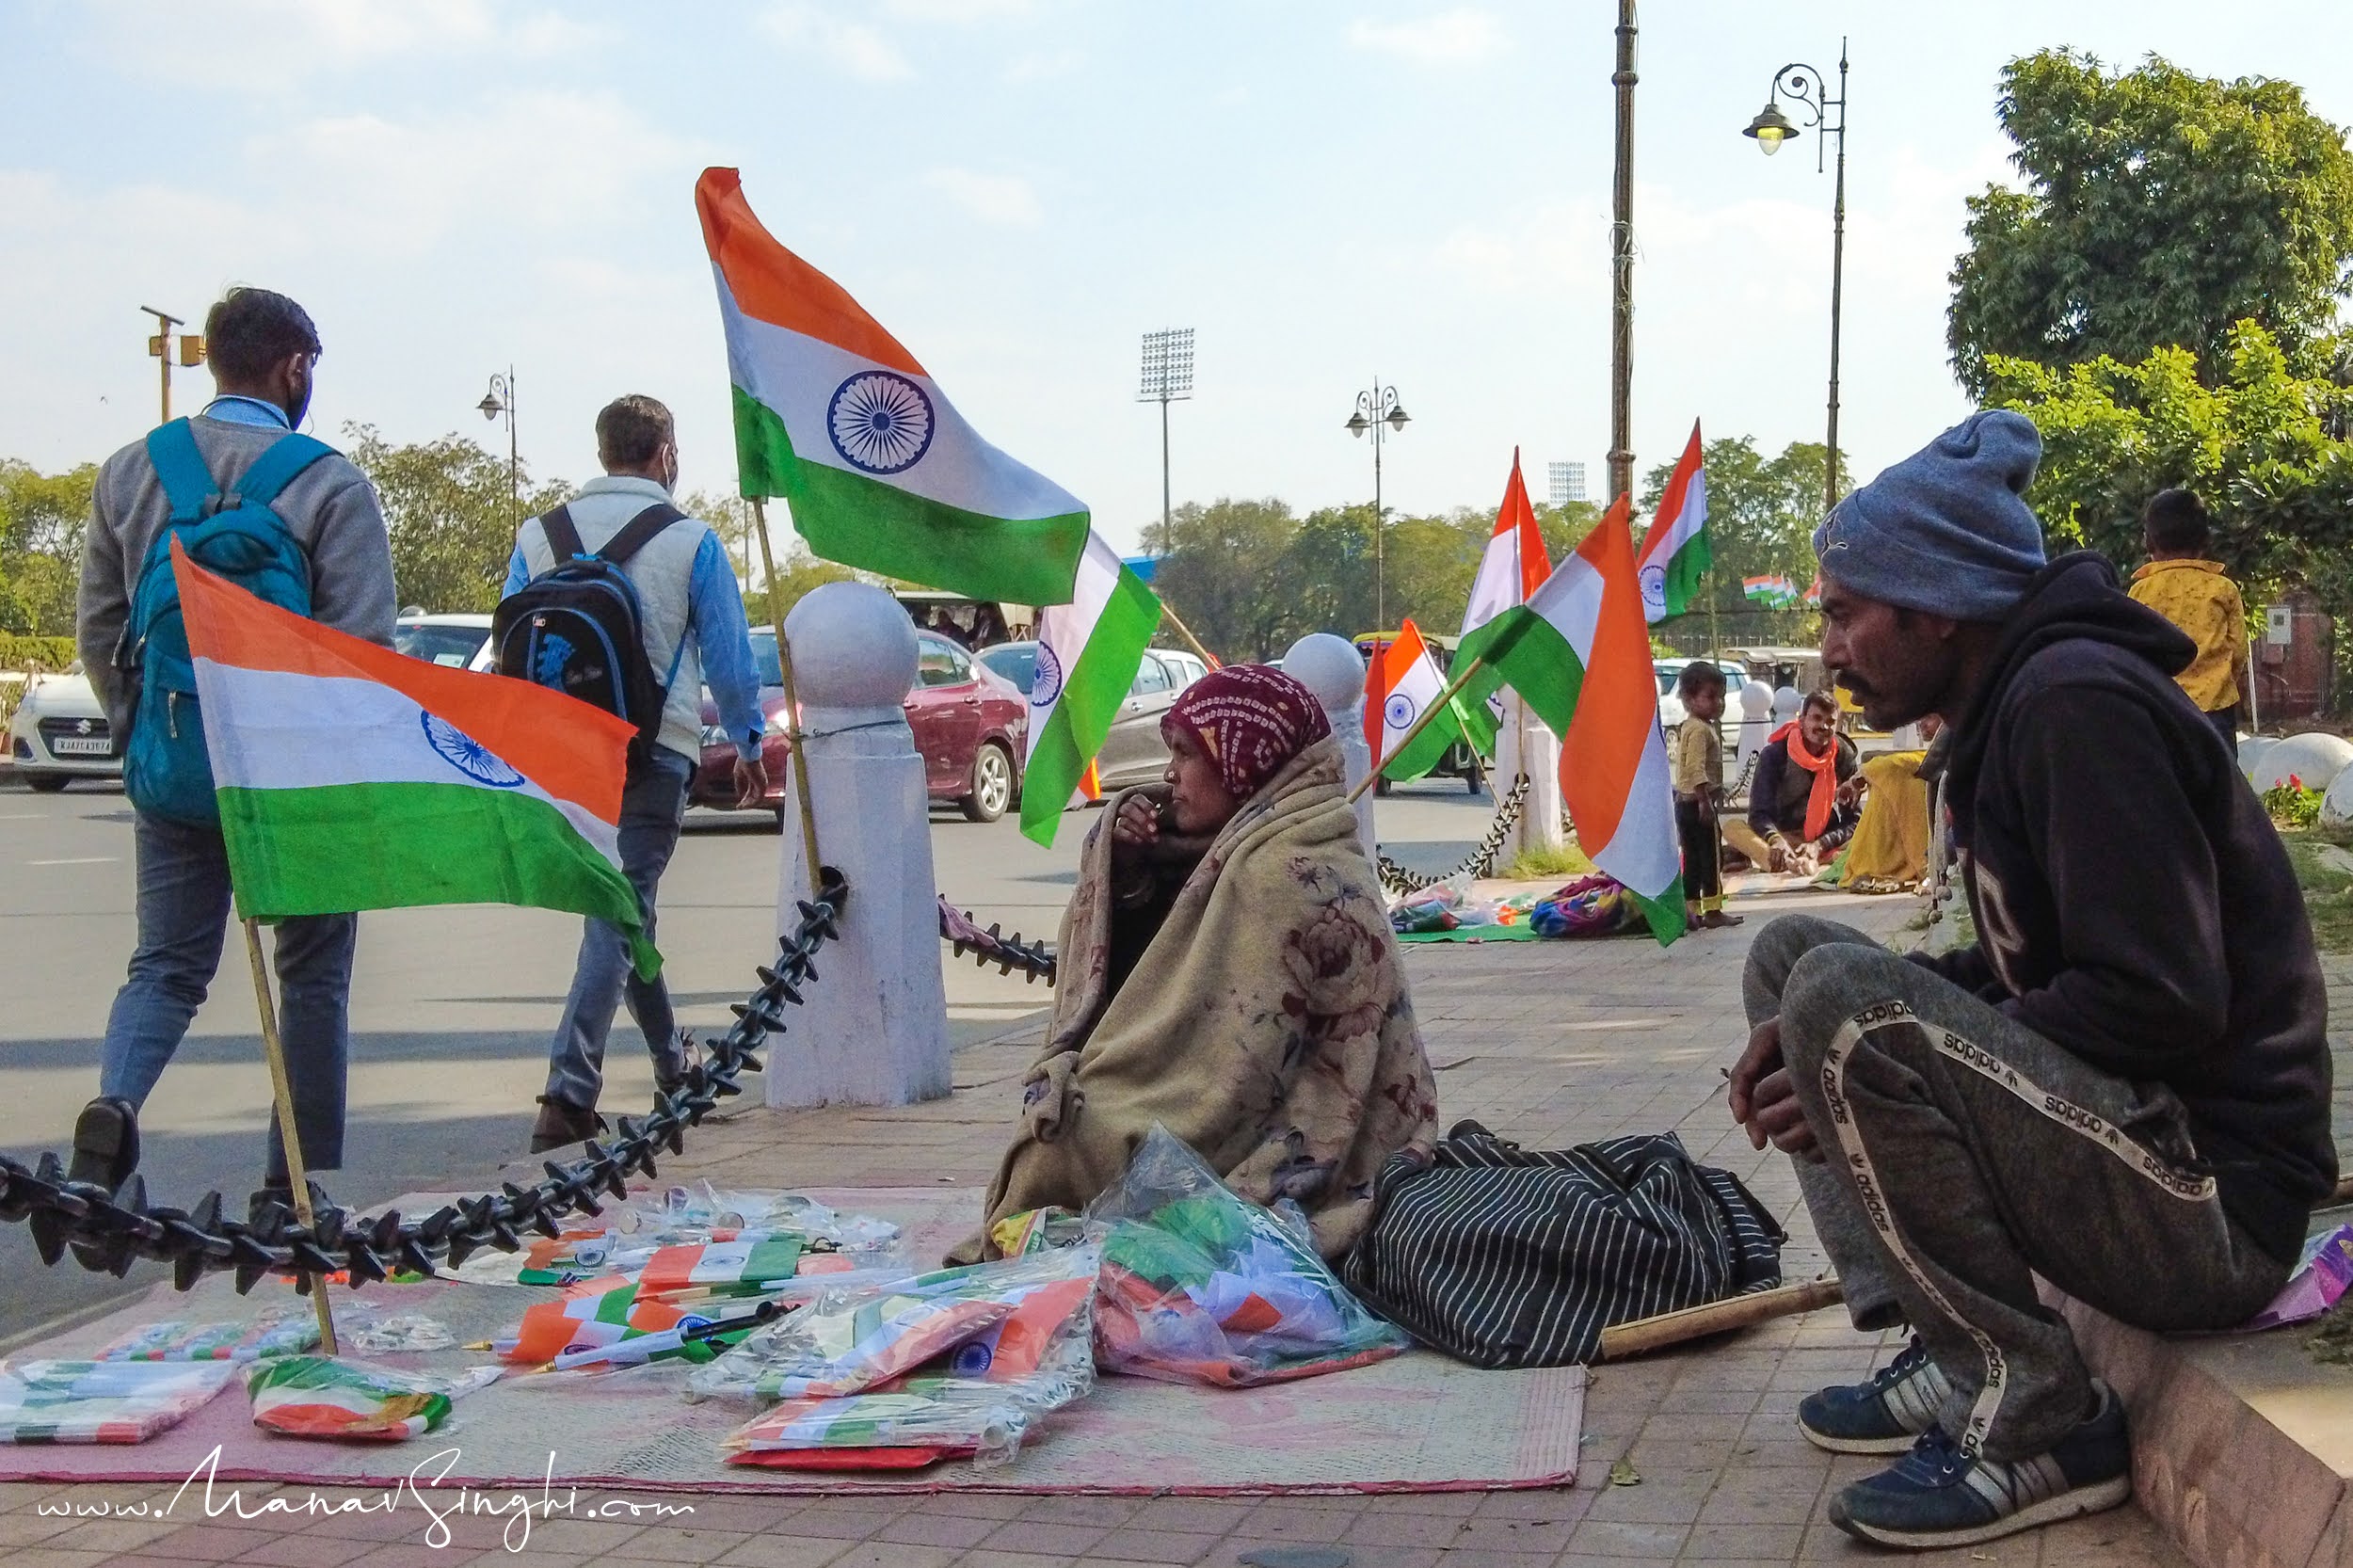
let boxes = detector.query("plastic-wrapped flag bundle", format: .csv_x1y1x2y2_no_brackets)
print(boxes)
496,1278,701,1364
1089,1127,1409,1387
723,1245,1101,1470
635,1234,807,1300
0,1359,238,1444
248,1357,501,1442
94,1309,317,1363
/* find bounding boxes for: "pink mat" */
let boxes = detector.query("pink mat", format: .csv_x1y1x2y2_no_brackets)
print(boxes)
1,1188,1582,1496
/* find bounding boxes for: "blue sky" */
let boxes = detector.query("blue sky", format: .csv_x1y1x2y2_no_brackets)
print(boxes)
7,0,2351,566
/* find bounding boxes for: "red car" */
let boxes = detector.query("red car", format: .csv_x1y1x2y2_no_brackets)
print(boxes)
691,628,1028,824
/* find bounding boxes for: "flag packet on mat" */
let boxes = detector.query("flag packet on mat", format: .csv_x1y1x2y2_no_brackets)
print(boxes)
248,1356,500,1442
94,1309,318,1364
689,1246,1101,1404
727,1384,1032,1468
0,1359,238,1444
497,1279,700,1364
635,1233,806,1300
2237,1224,2353,1332
1088,1128,1408,1387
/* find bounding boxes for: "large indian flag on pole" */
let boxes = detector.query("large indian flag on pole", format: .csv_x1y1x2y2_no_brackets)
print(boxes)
1020,529,1161,847
1460,448,1552,643
172,539,657,977
1370,618,1486,782
696,168,1090,606
1635,421,1709,623
1473,498,1686,943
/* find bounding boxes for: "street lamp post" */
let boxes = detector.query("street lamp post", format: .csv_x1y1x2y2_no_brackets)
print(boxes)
1344,379,1410,631
1743,40,1849,514
476,368,520,528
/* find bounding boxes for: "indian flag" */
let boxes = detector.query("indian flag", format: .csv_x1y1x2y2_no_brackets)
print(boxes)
171,538,657,977
697,167,1090,606
1369,618,1487,781
638,1235,807,1299
1460,448,1552,642
1635,421,1709,623
1020,529,1161,847
1471,497,1685,942
504,1281,693,1364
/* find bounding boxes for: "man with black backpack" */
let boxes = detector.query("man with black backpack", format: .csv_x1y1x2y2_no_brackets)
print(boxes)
71,287,395,1213
495,394,766,1152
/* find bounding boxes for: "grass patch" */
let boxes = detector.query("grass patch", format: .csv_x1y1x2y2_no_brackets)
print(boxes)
2277,824,2353,954
1500,842,1596,881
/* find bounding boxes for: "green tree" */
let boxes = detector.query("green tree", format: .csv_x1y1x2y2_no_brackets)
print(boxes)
1142,498,1305,660
0,460,96,636
345,425,569,614
1949,50,2353,397
1638,437,1847,653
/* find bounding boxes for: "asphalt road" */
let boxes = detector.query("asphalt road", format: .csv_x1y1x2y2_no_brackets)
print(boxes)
0,771,1501,1344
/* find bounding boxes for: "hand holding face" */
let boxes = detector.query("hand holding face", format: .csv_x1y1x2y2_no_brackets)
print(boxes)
1112,795,1161,849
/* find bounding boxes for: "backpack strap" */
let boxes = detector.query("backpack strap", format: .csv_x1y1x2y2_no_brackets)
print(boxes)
539,504,584,561
143,420,216,523
596,503,686,566
233,433,335,508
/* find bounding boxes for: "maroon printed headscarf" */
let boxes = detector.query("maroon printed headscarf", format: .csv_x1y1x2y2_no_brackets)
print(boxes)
1160,664,1332,801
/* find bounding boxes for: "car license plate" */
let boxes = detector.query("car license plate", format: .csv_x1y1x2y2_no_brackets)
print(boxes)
52,737,113,756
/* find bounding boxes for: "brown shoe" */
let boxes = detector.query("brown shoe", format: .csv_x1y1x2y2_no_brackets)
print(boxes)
529,1095,603,1154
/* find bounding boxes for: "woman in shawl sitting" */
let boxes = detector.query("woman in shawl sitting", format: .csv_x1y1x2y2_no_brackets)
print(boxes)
954,664,1439,1264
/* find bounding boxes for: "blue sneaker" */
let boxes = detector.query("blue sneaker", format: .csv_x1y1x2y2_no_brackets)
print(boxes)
1828,1383,2133,1550
1798,1335,1951,1454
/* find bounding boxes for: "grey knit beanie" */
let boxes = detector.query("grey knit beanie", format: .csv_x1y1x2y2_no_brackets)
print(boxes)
1812,410,2048,621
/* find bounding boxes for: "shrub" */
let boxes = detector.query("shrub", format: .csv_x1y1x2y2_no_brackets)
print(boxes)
0,633,75,672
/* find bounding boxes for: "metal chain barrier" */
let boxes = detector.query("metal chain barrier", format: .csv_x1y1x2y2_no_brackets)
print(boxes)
0,871,850,1293
1378,773,1530,896
937,897,1056,985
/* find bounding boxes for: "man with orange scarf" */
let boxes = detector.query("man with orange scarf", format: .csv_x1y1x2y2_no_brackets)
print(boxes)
1746,690,1859,872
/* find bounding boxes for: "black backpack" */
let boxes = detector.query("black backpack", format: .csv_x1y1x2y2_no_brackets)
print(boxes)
491,502,683,758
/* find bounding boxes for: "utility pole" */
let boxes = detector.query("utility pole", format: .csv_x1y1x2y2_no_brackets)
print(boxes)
1607,0,1639,504
142,307,205,424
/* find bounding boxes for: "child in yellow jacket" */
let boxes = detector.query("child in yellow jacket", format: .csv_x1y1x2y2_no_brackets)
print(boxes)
2127,488,2249,757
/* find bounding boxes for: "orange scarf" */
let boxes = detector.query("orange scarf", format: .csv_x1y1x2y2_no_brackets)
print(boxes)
1770,722,1840,841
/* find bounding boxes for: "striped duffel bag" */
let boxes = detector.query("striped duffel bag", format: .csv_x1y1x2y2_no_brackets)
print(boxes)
1340,1121,1785,1368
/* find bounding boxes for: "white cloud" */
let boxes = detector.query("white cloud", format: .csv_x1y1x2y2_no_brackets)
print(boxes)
761,5,917,81
72,0,596,76
1004,47,1083,83
923,168,1043,227
1346,9,1503,65
882,0,1037,20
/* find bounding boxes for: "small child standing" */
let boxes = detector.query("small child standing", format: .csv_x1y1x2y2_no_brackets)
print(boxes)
1672,662,1740,930
2127,488,2250,756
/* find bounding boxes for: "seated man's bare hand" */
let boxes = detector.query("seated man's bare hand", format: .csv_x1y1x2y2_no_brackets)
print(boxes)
1728,1016,1823,1161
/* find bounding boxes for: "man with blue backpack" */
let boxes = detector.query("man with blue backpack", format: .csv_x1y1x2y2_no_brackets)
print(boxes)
494,394,767,1153
71,287,395,1214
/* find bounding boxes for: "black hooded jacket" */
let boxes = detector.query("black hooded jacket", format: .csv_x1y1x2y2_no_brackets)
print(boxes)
1924,551,2335,1264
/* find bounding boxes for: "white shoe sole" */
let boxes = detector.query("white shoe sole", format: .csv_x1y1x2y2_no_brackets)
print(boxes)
1798,1417,1928,1456
1832,1473,2133,1550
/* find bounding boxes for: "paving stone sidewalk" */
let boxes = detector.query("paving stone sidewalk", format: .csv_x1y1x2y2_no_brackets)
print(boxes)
1,884,2228,1568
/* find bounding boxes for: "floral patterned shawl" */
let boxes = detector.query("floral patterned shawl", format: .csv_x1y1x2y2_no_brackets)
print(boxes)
953,736,1439,1263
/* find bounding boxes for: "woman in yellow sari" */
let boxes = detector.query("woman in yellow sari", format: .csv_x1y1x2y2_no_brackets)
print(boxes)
1838,717,1942,892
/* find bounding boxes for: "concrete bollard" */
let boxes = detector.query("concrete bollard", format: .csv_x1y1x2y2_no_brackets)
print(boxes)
1282,632,1374,858
1737,680,1774,776
767,583,952,1109
1494,695,1563,859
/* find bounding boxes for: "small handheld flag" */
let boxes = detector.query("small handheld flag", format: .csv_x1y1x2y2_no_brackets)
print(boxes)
1635,422,1709,623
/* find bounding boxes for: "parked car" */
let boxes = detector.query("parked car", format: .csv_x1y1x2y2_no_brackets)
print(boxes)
973,641,1209,791
7,664,119,791
394,612,496,671
691,627,1028,825
1654,658,1748,748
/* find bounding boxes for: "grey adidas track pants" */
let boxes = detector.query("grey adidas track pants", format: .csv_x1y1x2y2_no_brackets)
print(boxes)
1744,916,2289,1461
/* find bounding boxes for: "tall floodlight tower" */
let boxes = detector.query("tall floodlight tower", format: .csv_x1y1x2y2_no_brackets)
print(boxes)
1138,328,1195,541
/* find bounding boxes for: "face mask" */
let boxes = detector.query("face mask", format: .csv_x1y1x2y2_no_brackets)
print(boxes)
283,359,315,428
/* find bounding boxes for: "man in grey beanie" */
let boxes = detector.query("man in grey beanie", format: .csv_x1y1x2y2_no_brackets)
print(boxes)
1727,410,2333,1549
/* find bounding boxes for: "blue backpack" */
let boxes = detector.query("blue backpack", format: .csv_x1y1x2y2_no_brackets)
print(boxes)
118,419,329,825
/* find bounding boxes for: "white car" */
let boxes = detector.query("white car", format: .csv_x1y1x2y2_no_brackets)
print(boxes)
393,612,497,671
1655,658,1748,749
7,665,119,791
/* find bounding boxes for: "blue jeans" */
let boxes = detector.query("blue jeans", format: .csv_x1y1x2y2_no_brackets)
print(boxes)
101,812,358,1183
544,747,694,1109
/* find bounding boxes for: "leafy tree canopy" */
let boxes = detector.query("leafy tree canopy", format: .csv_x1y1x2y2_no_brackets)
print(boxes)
1949,50,2353,397
344,424,569,615
0,459,95,636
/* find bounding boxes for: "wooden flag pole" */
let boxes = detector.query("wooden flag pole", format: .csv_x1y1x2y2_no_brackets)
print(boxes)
240,919,338,1356
1348,656,1488,806
749,497,824,886
1156,600,1221,670
1598,1277,1845,1360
